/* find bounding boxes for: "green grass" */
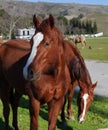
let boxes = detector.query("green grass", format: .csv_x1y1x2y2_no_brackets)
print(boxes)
76,37,108,61
0,94,108,130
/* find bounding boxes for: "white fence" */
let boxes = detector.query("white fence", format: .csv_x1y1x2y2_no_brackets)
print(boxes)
83,32,103,38
66,32,104,39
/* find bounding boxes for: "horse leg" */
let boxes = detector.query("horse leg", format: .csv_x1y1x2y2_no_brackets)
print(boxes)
10,89,22,130
29,97,40,130
67,81,77,120
81,41,86,49
48,97,64,130
0,86,10,130
60,95,67,125
25,83,40,130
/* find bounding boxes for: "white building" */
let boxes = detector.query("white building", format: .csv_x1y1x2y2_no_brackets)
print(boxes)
16,28,35,40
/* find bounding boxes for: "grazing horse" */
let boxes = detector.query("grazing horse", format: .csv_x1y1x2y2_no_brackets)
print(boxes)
61,40,97,123
0,15,71,130
73,35,86,48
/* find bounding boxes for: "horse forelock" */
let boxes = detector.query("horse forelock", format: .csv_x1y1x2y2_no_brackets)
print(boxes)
23,32,44,80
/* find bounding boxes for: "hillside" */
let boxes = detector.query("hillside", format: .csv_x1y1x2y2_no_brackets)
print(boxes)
0,0,108,35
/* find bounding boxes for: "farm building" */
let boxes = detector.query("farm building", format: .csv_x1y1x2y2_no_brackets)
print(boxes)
16,28,35,40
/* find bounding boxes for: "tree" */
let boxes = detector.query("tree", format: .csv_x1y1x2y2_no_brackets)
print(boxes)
93,21,97,34
56,16,68,34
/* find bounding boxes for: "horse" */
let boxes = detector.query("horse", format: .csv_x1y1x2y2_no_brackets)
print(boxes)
0,15,71,130
28,16,96,124
0,15,96,130
0,39,31,130
23,14,71,130
61,40,97,123
72,35,86,48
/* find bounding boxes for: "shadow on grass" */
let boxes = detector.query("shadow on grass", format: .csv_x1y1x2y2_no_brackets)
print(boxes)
39,105,73,130
0,118,13,130
19,96,29,109
57,120,73,130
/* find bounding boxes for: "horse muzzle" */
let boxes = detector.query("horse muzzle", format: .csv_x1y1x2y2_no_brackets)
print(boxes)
27,67,40,81
78,115,85,124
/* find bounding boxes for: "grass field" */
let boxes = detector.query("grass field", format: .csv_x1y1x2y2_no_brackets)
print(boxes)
0,94,108,130
0,37,108,130
76,37,108,61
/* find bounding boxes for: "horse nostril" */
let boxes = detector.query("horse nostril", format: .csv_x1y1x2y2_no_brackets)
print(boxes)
29,68,33,76
28,68,34,80
27,67,40,81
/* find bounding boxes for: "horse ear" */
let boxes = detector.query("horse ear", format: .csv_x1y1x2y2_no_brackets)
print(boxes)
79,80,86,89
49,14,55,28
33,14,41,29
92,81,97,90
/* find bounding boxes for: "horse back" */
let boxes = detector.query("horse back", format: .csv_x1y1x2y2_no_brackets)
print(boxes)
0,39,31,91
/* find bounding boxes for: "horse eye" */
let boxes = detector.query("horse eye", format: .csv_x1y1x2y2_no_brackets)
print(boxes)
44,42,50,46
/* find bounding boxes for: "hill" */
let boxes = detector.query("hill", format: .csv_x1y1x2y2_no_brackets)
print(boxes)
0,0,108,35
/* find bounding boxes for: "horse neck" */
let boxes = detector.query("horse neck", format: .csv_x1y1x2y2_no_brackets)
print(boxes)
79,62,92,86
65,42,92,86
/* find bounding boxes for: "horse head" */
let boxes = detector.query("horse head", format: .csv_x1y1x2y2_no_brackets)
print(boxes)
23,14,64,81
78,81,97,123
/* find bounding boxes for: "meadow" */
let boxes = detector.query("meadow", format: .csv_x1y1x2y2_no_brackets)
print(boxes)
0,37,108,130
78,37,108,61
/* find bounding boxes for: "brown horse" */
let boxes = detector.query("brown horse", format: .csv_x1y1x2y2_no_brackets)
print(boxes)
0,15,96,130
61,40,97,123
29,16,96,124
0,39,31,130
0,15,71,130
23,14,71,130
73,35,86,48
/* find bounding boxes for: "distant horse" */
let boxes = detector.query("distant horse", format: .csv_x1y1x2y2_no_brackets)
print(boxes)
0,15,71,130
73,35,86,48
61,40,97,123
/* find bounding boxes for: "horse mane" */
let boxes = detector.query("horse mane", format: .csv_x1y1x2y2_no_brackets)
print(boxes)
63,40,92,85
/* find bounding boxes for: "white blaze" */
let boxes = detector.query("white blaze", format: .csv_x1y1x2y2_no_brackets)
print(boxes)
79,93,89,123
23,32,44,80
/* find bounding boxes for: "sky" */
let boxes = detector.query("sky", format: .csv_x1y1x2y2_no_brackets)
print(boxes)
21,0,108,6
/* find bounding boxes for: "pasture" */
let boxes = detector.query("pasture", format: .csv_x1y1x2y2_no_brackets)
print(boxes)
77,37,108,61
0,37,108,130
0,94,108,130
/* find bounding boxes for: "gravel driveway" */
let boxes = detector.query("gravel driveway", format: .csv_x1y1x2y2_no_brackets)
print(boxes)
75,60,108,98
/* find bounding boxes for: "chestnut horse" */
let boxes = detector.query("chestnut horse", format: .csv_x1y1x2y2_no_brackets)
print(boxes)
0,15,71,130
26,16,96,124
0,15,96,130
23,14,71,130
61,40,97,123
0,39,31,130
